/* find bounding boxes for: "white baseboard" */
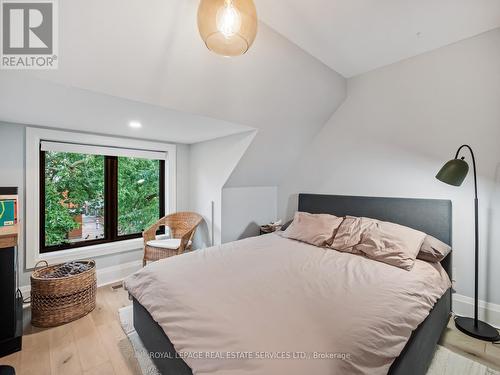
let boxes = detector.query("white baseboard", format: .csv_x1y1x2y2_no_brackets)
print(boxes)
95,260,142,286
19,260,142,297
453,293,500,329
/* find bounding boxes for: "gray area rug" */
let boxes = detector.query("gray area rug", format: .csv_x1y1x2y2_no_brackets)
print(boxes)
119,305,498,375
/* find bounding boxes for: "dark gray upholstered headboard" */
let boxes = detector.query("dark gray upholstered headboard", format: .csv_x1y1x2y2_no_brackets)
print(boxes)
298,194,452,278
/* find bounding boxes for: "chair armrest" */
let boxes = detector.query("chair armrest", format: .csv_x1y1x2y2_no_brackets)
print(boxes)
143,223,162,243
177,228,196,254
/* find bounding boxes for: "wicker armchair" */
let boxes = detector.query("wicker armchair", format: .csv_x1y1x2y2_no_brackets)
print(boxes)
143,212,202,266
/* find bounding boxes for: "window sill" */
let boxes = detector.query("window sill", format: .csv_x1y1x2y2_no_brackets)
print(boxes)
28,238,143,269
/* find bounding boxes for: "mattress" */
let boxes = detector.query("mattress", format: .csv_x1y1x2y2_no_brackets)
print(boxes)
125,233,451,375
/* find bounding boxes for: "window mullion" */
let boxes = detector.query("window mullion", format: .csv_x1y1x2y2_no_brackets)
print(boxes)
159,160,165,218
104,156,118,241
39,150,46,250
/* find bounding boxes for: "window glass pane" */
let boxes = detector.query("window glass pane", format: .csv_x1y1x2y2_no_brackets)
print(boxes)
117,157,161,236
44,151,105,247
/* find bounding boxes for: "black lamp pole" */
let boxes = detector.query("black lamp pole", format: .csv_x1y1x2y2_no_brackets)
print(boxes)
436,144,499,341
456,146,479,327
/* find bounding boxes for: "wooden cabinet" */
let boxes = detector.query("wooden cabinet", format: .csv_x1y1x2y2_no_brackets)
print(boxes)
0,189,22,357
0,225,18,248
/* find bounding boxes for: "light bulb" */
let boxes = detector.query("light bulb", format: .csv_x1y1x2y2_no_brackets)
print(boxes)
198,0,257,57
216,0,241,38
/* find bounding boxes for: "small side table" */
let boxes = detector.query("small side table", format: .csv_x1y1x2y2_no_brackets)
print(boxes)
259,225,282,235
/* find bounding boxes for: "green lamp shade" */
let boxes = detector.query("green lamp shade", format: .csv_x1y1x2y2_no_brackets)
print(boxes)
436,158,469,186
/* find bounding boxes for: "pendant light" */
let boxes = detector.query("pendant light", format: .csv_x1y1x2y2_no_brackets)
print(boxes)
197,0,257,57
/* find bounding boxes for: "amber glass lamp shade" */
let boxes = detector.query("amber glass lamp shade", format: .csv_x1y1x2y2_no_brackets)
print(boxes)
198,0,257,57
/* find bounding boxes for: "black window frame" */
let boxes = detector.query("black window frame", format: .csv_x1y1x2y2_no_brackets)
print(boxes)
40,150,165,253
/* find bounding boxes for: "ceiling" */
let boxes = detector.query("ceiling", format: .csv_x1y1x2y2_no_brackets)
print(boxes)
0,0,345,186
28,0,341,129
257,0,500,77
7,0,499,133
2,0,499,184
0,73,253,144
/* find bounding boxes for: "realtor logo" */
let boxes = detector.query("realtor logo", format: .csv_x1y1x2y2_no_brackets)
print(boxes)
1,0,58,69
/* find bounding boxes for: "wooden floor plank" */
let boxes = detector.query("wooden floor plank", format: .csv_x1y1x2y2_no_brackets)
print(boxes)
483,342,500,371
19,329,52,375
97,321,140,375
0,351,20,368
70,314,110,371
106,284,132,314
49,323,83,375
439,325,488,359
90,287,117,327
82,361,115,375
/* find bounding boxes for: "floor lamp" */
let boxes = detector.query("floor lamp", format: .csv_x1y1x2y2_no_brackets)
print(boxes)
436,144,499,341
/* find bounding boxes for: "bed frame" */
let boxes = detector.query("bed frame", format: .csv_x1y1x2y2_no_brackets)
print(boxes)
133,193,453,375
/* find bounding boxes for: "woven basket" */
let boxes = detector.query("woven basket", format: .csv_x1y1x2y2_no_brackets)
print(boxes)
30,260,96,327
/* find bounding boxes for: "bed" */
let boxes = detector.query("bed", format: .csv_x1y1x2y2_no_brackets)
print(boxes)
126,194,453,375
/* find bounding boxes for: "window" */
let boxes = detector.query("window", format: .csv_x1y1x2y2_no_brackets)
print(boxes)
40,144,165,253
117,157,162,236
42,151,106,248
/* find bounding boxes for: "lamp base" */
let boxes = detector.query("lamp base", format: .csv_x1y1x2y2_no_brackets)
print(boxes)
455,316,499,342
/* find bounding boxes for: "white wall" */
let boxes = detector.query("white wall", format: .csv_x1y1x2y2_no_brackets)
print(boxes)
189,131,256,248
279,29,500,306
23,0,348,190
0,122,191,288
221,187,277,243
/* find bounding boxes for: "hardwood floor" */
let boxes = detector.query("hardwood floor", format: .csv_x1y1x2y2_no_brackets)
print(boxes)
0,284,140,375
1,284,499,374
439,317,500,371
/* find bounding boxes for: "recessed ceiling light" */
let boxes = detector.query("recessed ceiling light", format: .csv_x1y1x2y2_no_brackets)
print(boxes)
129,121,142,129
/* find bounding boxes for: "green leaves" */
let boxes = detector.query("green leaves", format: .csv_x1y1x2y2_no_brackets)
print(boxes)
44,151,104,247
117,157,160,236
44,181,79,246
44,152,161,247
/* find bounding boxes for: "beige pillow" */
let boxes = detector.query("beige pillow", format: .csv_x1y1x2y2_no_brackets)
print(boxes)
283,212,344,247
330,216,373,253
417,235,451,263
331,216,426,270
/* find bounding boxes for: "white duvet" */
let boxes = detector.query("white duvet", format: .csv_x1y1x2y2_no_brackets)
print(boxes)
124,233,451,375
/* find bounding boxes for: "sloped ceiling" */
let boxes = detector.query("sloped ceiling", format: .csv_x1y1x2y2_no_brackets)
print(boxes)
27,0,344,128
2,0,498,186
0,73,253,144
257,0,500,77
2,0,346,186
